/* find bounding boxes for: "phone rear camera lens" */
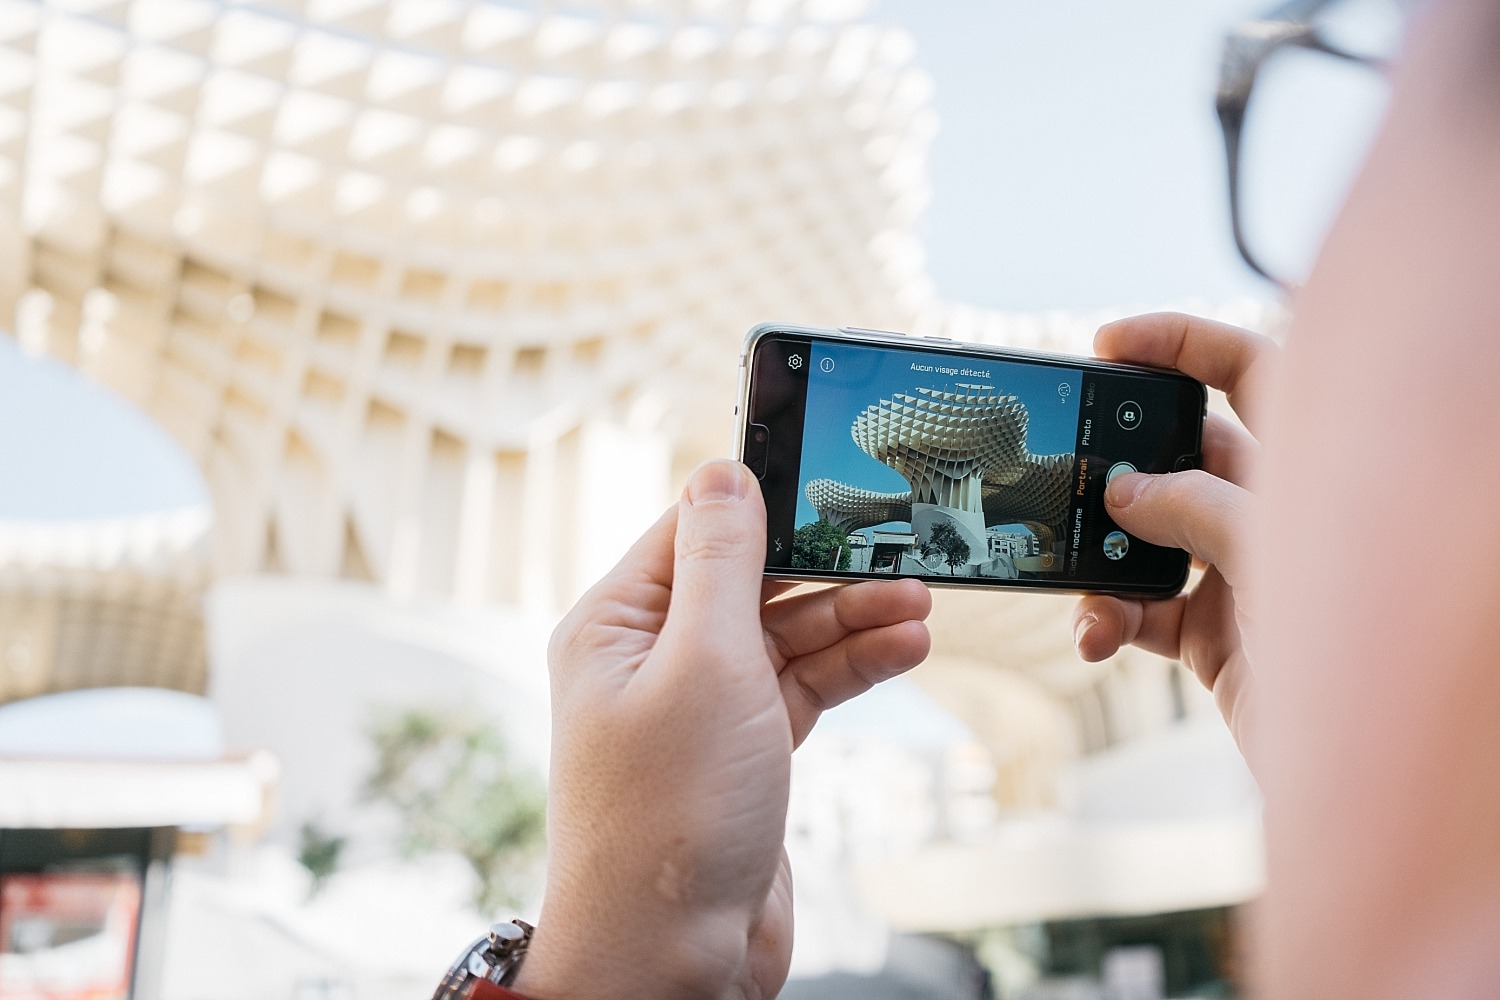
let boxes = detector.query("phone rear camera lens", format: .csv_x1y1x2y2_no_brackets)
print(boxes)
745,423,771,480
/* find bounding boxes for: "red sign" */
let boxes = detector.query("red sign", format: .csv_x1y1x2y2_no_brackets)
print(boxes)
0,873,141,1000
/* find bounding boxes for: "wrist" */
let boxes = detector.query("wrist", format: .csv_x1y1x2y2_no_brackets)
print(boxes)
512,894,747,1000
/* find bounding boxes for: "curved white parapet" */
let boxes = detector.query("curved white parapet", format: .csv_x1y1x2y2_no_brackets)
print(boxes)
853,714,1264,931
910,501,987,567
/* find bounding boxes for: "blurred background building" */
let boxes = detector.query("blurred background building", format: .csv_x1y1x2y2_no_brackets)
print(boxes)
0,1,1315,997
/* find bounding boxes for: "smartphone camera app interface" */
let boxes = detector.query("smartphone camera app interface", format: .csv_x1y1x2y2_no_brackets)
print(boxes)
753,334,1199,591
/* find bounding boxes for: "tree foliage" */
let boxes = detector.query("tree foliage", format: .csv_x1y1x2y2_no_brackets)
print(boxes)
791,519,851,570
297,821,346,898
922,520,971,574
364,709,547,913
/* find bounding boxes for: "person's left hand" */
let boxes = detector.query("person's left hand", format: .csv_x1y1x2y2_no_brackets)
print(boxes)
513,458,932,1000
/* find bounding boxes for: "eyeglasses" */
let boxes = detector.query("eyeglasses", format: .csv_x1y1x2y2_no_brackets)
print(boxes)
1216,0,1396,289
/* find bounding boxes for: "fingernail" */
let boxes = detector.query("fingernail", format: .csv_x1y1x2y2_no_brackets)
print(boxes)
1073,612,1098,649
686,459,747,505
1105,472,1149,509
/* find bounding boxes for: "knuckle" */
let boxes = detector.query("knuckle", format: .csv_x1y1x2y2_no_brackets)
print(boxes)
1161,467,1217,495
547,601,622,673
795,674,833,713
676,518,757,565
547,611,582,667
1146,469,1232,520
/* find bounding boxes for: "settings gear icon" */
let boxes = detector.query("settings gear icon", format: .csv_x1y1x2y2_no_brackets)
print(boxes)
787,355,804,370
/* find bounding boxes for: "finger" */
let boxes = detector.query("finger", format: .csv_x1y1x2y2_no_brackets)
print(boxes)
1072,594,1188,662
1212,649,1255,757
1201,411,1259,488
762,578,931,667
548,503,678,685
1095,312,1280,434
1105,470,1252,587
780,619,931,746
1178,567,1242,694
653,459,769,675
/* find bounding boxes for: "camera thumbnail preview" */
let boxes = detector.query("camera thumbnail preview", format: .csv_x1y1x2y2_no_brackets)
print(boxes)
794,343,1082,580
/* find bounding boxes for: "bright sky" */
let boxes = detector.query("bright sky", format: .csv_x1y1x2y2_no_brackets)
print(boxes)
3,0,1387,520
867,0,1277,312
0,336,208,518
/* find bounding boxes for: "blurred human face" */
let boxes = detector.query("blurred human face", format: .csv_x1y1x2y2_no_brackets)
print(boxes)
1253,1,1500,996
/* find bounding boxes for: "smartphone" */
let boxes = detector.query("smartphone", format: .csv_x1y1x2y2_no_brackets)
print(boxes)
736,323,1207,596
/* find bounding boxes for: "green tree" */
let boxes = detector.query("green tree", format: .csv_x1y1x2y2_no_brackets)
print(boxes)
790,519,851,570
364,709,547,913
922,520,971,575
297,821,346,898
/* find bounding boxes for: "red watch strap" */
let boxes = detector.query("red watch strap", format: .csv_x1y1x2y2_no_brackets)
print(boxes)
466,982,532,1000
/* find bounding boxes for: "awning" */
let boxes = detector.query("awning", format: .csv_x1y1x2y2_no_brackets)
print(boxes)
0,753,276,829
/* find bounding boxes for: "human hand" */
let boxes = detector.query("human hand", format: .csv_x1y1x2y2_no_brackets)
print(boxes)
1070,313,1279,756
514,459,931,1000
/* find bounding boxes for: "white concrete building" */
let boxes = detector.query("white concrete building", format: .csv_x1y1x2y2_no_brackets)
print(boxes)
0,0,946,611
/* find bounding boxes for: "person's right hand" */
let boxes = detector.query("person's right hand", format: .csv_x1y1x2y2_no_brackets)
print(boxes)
515,459,930,1000
1070,313,1280,757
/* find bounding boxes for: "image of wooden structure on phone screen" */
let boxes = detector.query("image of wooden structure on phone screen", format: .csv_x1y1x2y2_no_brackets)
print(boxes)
807,385,1072,577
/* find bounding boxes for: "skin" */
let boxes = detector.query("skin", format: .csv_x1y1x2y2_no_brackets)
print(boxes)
506,1,1500,995
1251,0,1500,995
1071,312,1279,765
1082,1,1500,996
514,459,931,1000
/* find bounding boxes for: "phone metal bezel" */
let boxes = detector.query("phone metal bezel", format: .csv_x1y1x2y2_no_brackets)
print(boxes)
734,322,1207,598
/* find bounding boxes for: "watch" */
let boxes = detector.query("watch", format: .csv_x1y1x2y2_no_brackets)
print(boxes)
432,919,535,1000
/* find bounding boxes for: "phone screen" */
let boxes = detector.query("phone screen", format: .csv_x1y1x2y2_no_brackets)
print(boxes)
744,330,1205,594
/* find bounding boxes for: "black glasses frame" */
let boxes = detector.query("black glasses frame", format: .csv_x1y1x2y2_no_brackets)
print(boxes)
1216,0,1388,287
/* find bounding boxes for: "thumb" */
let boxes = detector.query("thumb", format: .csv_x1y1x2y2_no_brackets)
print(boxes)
1105,470,1251,587
657,459,768,665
